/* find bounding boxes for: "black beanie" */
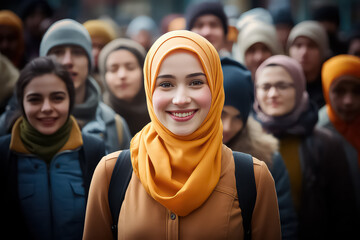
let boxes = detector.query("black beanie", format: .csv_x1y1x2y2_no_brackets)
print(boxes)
185,1,228,36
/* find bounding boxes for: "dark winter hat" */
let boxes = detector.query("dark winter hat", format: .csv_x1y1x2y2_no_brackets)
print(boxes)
271,7,294,26
40,19,93,70
221,57,253,125
186,1,228,36
312,4,340,26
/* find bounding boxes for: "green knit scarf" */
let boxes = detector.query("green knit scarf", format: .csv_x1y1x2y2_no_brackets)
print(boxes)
20,117,73,164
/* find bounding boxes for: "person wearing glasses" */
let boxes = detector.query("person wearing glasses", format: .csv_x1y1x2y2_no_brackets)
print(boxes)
253,54,357,239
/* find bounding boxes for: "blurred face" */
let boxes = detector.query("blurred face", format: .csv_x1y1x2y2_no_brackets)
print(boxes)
244,42,272,78
221,105,243,144
289,36,322,81
153,50,212,136
256,66,296,116
105,49,143,102
23,73,70,135
48,45,89,91
0,25,19,62
191,14,225,52
329,75,360,123
91,37,107,68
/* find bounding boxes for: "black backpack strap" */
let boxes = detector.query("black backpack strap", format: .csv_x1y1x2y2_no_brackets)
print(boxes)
79,134,106,197
108,149,132,240
233,151,257,240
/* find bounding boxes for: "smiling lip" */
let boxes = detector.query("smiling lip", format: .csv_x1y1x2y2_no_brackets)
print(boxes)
39,118,57,126
168,110,197,122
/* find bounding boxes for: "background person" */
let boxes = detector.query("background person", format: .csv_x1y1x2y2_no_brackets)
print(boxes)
287,20,330,109
98,38,150,136
0,57,106,239
318,54,360,229
221,57,298,239
254,54,357,239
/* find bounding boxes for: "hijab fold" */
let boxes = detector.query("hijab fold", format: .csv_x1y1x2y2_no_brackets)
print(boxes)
130,30,224,216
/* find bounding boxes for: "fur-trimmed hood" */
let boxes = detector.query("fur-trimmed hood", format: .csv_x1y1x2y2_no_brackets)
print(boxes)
226,115,279,167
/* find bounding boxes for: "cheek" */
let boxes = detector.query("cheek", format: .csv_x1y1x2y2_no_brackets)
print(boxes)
23,102,34,119
152,90,171,117
194,87,212,113
105,73,116,88
131,71,143,93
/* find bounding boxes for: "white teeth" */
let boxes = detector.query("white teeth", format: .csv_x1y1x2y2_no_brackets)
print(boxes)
172,111,194,118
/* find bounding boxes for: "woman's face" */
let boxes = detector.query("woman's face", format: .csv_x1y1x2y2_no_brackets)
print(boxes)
329,75,360,123
152,50,212,136
23,73,70,135
105,49,143,102
221,105,243,144
256,65,296,116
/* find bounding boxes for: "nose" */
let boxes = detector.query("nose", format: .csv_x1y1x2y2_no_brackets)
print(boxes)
199,25,211,37
61,49,73,67
267,86,279,97
343,92,354,106
41,99,53,113
117,67,126,79
172,86,191,105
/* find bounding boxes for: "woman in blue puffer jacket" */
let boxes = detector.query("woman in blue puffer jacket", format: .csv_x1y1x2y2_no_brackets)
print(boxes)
0,57,106,240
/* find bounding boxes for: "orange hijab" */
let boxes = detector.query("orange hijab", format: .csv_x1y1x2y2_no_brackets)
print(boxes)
322,54,360,166
130,30,224,216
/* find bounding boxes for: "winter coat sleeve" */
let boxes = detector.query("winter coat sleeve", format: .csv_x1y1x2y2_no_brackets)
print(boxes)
270,151,298,240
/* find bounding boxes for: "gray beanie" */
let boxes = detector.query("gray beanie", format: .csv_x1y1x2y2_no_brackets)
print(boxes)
287,20,329,60
40,19,93,69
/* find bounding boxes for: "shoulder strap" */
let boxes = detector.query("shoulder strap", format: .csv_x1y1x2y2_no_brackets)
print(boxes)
114,114,123,146
233,151,257,240
108,149,132,240
79,134,106,197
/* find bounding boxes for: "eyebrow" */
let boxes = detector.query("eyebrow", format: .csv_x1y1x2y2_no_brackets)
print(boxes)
25,91,66,97
156,72,206,80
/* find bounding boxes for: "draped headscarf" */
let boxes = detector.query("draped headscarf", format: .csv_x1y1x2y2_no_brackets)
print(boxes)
322,54,360,166
130,30,225,216
254,55,318,136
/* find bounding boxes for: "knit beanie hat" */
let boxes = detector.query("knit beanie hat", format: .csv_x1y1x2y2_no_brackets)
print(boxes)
83,19,117,43
221,57,253,125
126,15,159,40
233,21,283,63
236,7,273,30
40,19,93,70
287,20,329,60
98,38,146,78
185,1,228,36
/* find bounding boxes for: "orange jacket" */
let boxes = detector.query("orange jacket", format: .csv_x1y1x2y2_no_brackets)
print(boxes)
83,145,281,240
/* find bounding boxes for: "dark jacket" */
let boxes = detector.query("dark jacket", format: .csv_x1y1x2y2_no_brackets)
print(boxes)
0,119,105,240
297,126,358,240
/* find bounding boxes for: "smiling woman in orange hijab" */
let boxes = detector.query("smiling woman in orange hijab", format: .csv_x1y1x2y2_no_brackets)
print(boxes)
83,30,281,240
